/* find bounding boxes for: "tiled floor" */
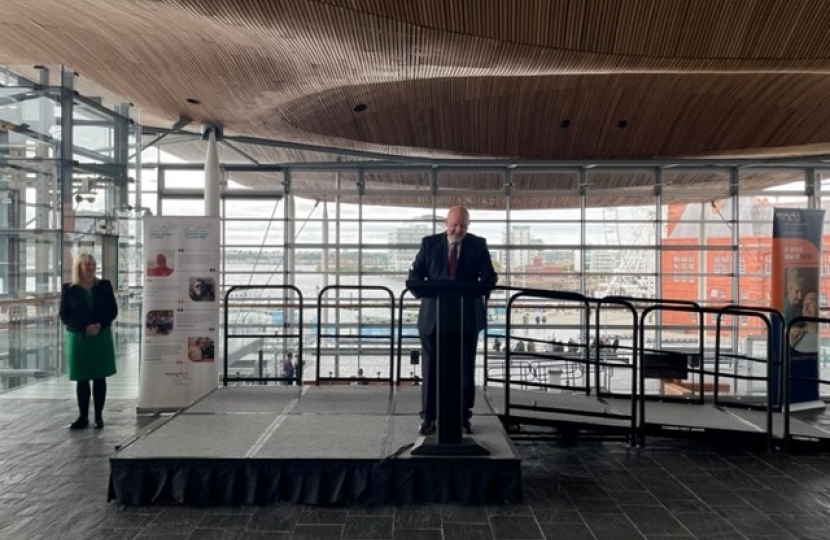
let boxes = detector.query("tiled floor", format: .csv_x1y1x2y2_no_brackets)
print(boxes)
2,352,830,539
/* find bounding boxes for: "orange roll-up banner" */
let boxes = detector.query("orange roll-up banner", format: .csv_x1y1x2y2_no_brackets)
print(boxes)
771,208,824,408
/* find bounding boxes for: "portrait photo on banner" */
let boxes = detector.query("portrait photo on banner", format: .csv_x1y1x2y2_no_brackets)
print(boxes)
782,266,819,324
188,277,216,302
146,250,175,277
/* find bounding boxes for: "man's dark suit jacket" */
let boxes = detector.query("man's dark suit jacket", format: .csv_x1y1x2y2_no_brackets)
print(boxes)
59,280,118,334
408,232,497,335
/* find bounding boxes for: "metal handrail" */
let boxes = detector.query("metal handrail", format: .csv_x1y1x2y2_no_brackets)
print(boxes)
315,284,396,385
715,305,781,452
396,288,422,385
498,287,591,422
637,302,706,446
222,285,303,385
593,295,639,445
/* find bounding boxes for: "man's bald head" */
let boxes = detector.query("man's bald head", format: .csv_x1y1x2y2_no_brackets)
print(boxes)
445,206,470,243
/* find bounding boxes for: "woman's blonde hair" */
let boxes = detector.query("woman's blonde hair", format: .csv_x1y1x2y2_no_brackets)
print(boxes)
70,250,97,285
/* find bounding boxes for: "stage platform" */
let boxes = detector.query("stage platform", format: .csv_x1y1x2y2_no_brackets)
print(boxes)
485,387,830,450
108,385,522,505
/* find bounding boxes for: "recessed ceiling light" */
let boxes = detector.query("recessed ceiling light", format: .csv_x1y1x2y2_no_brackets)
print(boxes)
186,98,201,105
353,103,368,112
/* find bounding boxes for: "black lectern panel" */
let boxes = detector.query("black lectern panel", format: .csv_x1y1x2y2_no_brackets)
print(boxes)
407,279,492,456
407,279,493,299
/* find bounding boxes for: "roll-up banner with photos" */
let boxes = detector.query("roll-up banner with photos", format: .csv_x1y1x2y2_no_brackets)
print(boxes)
771,208,824,409
139,217,220,412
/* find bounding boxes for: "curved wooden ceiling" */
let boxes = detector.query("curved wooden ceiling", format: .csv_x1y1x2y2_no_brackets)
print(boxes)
4,0,830,164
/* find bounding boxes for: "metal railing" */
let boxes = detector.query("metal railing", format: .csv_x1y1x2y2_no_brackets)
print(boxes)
217,283,830,452
315,285,396,385
222,285,304,385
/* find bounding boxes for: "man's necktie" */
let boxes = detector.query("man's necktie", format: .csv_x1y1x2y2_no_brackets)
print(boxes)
448,242,458,279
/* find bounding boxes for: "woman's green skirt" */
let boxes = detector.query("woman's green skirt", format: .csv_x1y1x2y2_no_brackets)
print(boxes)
65,326,117,381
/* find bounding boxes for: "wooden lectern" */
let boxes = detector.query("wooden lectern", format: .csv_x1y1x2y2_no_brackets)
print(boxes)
407,279,490,456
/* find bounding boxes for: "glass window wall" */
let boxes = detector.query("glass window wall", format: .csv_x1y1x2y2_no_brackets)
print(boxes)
6,64,830,397
0,68,135,391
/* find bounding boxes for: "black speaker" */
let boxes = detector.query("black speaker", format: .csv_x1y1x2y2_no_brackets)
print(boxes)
409,350,420,365
642,351,688,379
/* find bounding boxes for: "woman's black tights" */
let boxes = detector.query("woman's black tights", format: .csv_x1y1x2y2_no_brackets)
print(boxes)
76,378,107,420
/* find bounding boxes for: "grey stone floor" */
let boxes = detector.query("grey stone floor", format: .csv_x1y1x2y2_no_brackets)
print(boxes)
3,369,830,539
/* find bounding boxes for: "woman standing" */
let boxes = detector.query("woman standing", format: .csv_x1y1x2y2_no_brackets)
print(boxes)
59,251,118,429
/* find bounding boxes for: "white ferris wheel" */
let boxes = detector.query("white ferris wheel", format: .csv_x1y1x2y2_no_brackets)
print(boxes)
596,207,656,298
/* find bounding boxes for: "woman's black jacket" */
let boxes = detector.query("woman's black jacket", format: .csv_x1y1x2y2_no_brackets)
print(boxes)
59,280,118,334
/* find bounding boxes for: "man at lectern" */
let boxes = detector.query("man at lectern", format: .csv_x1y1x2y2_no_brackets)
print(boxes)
409,206,498,436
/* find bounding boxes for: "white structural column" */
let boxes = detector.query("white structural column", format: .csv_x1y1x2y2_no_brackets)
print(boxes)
204,127,221,217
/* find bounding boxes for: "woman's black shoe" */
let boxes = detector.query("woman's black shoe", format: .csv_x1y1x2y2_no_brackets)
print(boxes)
94,417,104,429
69,418,89,429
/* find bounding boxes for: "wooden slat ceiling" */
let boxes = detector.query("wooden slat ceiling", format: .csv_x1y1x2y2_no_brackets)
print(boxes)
2,0,829,207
